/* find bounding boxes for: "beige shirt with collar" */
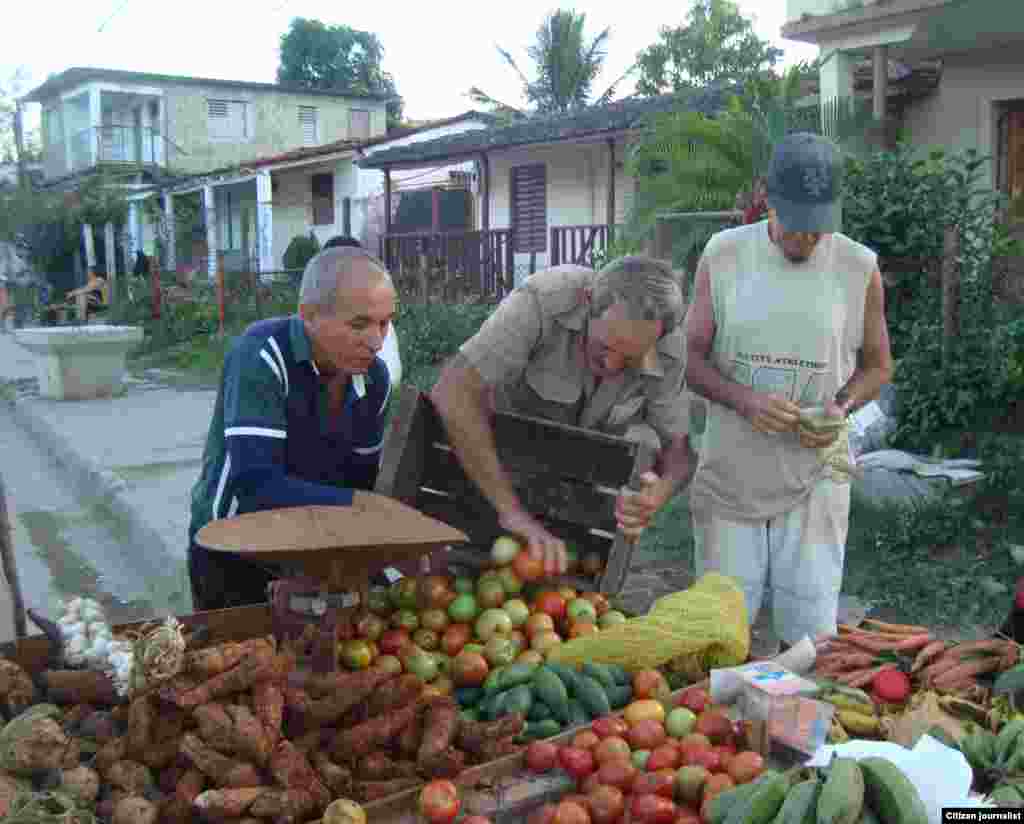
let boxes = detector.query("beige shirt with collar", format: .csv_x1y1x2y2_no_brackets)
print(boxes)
458,264,689,447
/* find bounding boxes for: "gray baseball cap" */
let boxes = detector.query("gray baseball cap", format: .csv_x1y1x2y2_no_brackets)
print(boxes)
766,132,843,233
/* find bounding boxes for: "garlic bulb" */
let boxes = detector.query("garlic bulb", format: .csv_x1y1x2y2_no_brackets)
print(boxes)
64,636,88,667
88,636,111,660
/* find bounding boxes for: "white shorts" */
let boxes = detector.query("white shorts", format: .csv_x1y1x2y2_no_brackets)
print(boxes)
691,479,850,645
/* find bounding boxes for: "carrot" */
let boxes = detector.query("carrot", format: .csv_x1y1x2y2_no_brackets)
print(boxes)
331,699,423,763
180,732,263,788
860,618,930,635
366,673,424,717
920,652,973,685
417,700,461,767
842,635,904,654
1003,643,1020,671
251,681,284,747
948,639,1009,659
456,714,526,757
353,778,423,803
888,633,934,652
837,665,892,687
911,640,948,674
268,739,331,810
932,656,1004,691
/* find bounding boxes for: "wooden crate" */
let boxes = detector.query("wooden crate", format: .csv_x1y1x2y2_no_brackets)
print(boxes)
376,387,658,596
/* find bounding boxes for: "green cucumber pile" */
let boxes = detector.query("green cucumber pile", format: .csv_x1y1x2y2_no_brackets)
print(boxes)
454,661,634,742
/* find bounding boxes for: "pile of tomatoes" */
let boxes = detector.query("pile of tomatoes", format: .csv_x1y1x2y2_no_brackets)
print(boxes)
522,683,768,824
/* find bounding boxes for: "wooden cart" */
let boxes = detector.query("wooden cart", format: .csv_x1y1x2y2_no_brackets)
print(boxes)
376,388,658,596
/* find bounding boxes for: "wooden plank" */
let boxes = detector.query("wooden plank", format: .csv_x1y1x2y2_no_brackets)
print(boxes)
376,387,432,505
600,439,658,594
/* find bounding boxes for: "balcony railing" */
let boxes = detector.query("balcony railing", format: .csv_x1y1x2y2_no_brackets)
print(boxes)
41,126,168,180
550,224,616,267
381,229,515,300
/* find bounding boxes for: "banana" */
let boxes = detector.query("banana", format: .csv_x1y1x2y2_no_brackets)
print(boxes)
996,719,1024,767
836,710,881,737
823,684,876,706
829,716,851,744
823,693,877,715
938,695,992,726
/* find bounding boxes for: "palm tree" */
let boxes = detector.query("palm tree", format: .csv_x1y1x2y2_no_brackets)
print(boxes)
469,9,634,120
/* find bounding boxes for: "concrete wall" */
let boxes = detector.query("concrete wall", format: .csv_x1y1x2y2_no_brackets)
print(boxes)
163,83,386,175
900,46,1024,188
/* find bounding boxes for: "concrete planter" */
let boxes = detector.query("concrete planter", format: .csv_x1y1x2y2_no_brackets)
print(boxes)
14,325,144,400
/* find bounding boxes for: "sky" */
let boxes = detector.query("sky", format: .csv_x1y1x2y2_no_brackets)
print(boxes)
4,0,820,133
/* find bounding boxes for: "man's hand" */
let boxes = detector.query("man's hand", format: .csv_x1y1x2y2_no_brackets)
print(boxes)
498,509,568,576
797,399,848,449
615,472,674,541
742,392,801,434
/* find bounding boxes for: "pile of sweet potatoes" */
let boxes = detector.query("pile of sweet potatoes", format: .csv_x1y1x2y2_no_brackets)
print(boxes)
0,632,525,824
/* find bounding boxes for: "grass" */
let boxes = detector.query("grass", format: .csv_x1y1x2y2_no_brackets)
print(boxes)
128,303,1024,633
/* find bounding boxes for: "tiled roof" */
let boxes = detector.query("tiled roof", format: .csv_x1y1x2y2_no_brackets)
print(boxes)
357,87,733,169
21,67,391,103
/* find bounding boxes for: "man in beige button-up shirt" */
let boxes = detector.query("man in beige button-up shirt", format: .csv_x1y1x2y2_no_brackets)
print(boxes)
431,256,697,575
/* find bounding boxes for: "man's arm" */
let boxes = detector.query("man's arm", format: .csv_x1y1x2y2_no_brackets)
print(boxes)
833,268,894,415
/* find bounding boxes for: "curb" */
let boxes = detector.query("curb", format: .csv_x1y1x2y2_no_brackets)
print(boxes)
5,393,183,583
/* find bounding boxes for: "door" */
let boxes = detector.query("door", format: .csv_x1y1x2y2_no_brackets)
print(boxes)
1009,110,1024,224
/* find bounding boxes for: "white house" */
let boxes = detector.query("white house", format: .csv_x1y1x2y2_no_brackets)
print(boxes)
355,89,730,290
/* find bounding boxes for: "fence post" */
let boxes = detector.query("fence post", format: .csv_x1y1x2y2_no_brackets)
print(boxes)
151,253,162,321
941,224,961,368
217,269,226,338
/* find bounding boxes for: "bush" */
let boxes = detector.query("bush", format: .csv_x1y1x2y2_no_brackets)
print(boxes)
282,233,321,273
394,301,495,388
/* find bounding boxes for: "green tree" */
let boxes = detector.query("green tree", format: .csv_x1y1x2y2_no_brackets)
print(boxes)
468,9,632,119
277,18,405,131
635,0,784,96
0,68,39,166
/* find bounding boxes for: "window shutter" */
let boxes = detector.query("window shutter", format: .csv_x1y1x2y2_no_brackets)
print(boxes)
511,164,547,254
208,99,228,118
312,173,335,226
299,106,318,146
208,100,246,139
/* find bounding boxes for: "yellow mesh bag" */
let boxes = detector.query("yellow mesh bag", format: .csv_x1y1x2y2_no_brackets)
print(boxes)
547,572,750,671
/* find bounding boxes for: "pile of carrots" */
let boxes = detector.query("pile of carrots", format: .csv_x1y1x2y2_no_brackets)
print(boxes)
814,618,1020,694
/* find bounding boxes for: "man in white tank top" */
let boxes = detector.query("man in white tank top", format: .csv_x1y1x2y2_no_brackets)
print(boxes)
685,133,894,649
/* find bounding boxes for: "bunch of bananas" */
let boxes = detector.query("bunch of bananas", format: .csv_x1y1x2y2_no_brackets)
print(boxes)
960,719,1024,793
819,684,883,740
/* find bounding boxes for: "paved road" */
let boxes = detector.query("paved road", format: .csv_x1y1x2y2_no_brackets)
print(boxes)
0,411,191,630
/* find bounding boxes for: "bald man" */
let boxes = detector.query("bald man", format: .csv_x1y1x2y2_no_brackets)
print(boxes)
187,246,397,611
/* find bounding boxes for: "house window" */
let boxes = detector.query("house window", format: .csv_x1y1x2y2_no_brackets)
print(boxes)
312,173,335,226
511,163,547,253
43,108,63,146
349,109,371,140
207,99,248,140
299,106,318,146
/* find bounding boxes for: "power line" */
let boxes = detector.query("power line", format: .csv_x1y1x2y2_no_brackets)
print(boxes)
97,0,131,32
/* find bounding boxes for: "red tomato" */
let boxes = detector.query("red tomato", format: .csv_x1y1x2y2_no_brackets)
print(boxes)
596,760,638,793
559,746,597,780
591,716,629,739
535,591,568,621
587,785,625,824
552,800,591,824
627,719,668,752
676,686,710,715
632,669,670,701
418,779,460,824
526,741,561,774
646,743,681,772
633,770,676,799
440,623,472,657
631,793,677,824
593,736,632,765
378,628,411,656
579,772,602,795
513,549,545,583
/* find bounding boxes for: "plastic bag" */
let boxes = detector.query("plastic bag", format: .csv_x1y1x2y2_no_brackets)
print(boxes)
547,573,750,671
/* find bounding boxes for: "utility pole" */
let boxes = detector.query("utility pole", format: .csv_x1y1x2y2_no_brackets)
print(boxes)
12,100,28,191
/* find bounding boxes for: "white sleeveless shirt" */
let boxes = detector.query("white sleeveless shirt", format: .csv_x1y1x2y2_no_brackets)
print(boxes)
689,220,877,523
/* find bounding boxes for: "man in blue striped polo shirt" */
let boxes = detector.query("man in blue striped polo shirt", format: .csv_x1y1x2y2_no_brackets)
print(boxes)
187,246,396,611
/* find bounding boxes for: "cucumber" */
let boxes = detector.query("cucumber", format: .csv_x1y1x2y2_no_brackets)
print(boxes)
604,663,631,685
581,662,616,690
606,684,632,709
566,699,590,728
453,686,484,707
482,666,506,693
521,719,562,741
527,700,553,722
573,673,612,718
502,684,534,718
533,666,571,724
460,708,480,722
545,662,582,693
477,690,504,721
500,661,540,690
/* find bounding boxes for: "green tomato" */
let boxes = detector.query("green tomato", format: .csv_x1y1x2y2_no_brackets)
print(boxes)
448,593,478,623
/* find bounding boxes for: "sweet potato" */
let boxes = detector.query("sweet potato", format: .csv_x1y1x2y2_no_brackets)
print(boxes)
330,699,423,762
249,787,318,824
268,739,330,809
40,668,122,706
216,704,273,766
165,648,288,710
186,637,275,678
417,699,460,766
127,695,157,755
252,681,284,747
112,795,159,824
398,711,424,759
140,735,182,772
160,767,206,824
353,777,422,802
356,752,420,781
78,708,121,743
455,713,525,757
158,764,185,795
301,667,393,726
62,703,96,729
180,733,263,788
104,760,155,795
192,786,266,820
60,764,101,804
95,736,130,773
420,747,466,779
0,661,36,720
366,673,423,717
476,735,522,763
311,751,353,798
